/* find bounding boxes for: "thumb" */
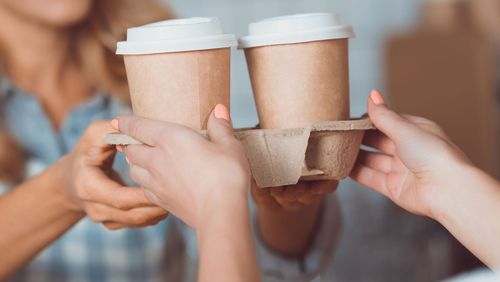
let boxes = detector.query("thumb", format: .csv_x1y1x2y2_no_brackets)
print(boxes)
367,90,423,145
207,104,235,145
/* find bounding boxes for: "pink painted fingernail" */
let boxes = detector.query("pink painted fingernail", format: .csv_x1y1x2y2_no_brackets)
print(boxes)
370,90,385,105
111,119,119,130
213,104,230,121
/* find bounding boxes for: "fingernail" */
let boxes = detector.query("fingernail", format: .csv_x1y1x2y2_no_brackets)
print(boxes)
116,145,123,153
111,119,119,130
213,104,230,121
370,90,385,105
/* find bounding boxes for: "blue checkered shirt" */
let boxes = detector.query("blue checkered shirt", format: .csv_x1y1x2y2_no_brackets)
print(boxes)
0,77,339,282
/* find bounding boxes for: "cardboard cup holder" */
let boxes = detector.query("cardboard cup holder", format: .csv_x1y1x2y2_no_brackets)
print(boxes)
105,117,375,188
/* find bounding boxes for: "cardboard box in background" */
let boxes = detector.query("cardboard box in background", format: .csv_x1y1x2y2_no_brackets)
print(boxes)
385,31,499,180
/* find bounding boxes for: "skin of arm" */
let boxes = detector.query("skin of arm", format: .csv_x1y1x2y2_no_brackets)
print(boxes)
197,195,257,282
432,164,500,269
0,165,83,279
116,105,261,282
252,180,336,256
351,90,500,269
0,121,168,280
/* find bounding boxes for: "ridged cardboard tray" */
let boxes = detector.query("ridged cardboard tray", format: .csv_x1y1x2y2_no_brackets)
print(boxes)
105,117,375,188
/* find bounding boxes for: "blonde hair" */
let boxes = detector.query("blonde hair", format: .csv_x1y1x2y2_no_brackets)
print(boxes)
75,0,174,103
0,0,174,183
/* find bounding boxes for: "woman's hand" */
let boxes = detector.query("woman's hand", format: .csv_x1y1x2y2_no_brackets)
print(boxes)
56,121,168,230
115,105,260,282
252,180,337,212
352,90,500,268
350,90,472,218
115,105,251,230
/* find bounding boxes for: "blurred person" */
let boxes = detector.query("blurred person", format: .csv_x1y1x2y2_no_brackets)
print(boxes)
0,0,340,281
0,122,168,280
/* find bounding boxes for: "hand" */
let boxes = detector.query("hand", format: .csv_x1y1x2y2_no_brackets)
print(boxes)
56,121,168,230
115,105,251,230
252,180,338,212
350,90,472,217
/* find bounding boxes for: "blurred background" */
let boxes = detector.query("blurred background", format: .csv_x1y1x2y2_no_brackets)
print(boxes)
166,0,422,126
163,0,499,281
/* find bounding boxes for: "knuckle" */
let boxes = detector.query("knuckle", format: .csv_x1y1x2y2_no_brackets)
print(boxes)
128,119,142,138
85,146,102,159
112,198,127,210
87,121,106,135
85,205,104,223
128,211,148,225
153,208,168,218
74,184,90,201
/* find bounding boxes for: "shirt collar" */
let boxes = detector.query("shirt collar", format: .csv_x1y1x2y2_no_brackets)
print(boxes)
0,76,13,99
0,75,110,111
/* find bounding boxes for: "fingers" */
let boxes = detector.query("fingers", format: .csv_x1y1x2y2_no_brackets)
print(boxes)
357,149,393,173
103,214,167,230
400,114,450,141
350,162,389,198
83,121,116,148
143,189,165,209
207,104,235,145
117,116,173,146
270,183,306,203
367,90,423,145
129,164,155,190
77,121,117,166
270,182,322,210
124,145,156,171
362,130,396,155
86,203,167,225
251,181,282,210
83,144,117,166
129,166,168,208
82,174,156,209
309,180,338,195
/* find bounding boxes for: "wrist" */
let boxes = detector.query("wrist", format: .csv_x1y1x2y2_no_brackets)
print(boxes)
47,157,84,215
428,161,485,223
197,195,250,240
256,197,324,256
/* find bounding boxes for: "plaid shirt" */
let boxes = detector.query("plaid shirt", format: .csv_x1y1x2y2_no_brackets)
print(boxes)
0,78,339,282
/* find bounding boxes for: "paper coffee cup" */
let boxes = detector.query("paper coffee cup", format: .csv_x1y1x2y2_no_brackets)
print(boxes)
239,13,355,181
117,17,237,129
239,13,355,129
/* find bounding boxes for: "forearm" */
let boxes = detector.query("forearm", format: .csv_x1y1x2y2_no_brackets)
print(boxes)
256,198,323,256
197,198,260,282
0,165,83,279
433,164,500,269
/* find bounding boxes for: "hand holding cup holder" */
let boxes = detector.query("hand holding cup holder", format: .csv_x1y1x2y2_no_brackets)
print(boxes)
106,117,374,188
106,14,375,188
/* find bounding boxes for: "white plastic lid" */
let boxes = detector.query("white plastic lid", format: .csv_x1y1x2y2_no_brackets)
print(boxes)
238,13,355,49
117,17,237,55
